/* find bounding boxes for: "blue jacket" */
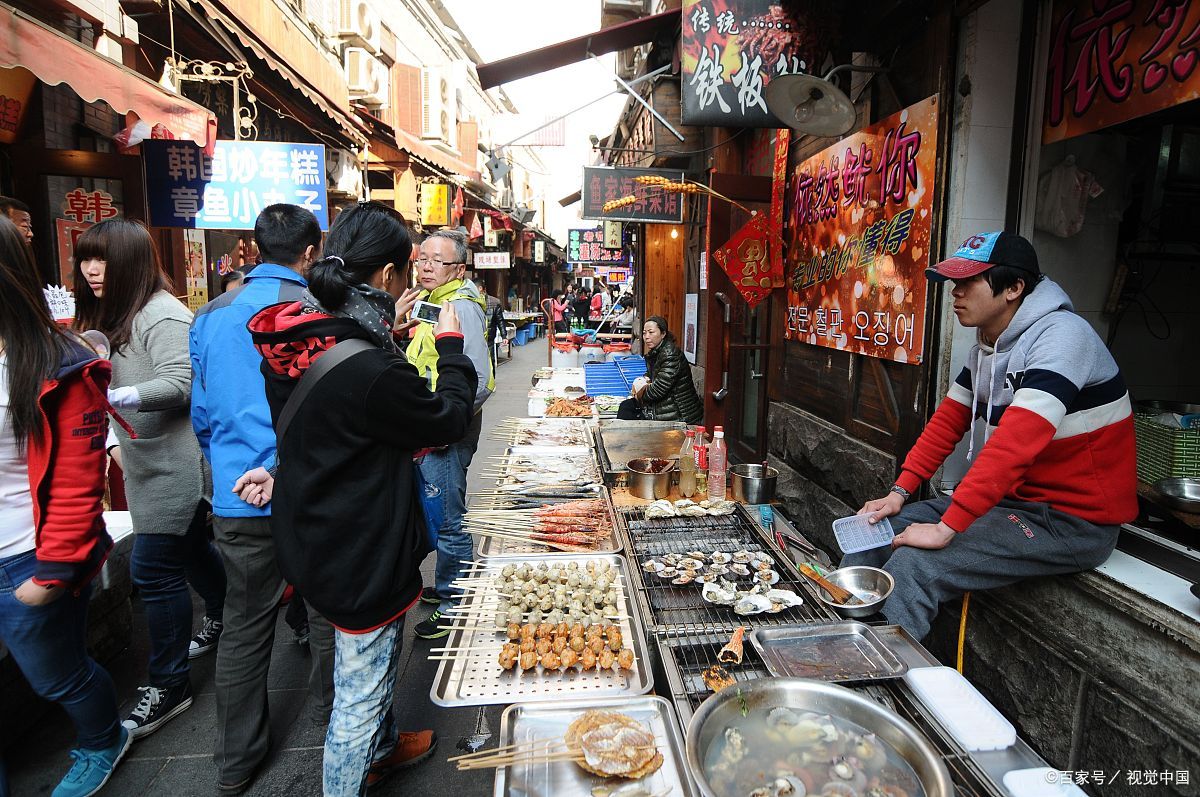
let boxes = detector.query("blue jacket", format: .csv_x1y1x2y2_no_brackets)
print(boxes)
190,264,306,518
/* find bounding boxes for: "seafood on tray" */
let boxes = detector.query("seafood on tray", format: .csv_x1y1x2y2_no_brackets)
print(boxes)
464,498,614,551
487,559,625,626
546,396,594,417
643,498,736,518
497,623,635,674
494,417,592,447
491,447,602,489
638,549,800,614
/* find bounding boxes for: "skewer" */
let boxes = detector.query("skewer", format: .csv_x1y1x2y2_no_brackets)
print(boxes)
447,737,563,763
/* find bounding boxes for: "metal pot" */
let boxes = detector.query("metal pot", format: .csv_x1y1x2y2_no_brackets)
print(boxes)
729,464,778,504
627,457,672,500
686,677,955,797
816,565,895,619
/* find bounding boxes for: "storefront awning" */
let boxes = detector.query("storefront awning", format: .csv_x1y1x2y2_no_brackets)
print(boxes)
0,4,215,148
392,126,481,183
475,10,679,89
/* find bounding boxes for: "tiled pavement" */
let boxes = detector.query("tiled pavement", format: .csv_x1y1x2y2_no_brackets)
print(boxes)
5,335,551,796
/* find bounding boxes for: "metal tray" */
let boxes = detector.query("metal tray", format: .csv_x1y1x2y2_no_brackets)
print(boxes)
596,420,687,475
493,696,697,797
493,417,596,449
478,489,623,558
431,554,654,707
492,445,603,490
749,622,908,682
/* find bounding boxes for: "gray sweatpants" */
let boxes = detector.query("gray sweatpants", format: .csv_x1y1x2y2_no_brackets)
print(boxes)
841,496,1118,641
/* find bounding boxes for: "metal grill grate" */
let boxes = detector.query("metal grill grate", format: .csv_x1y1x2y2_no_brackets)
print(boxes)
617,505,840,632
655,630,1002,797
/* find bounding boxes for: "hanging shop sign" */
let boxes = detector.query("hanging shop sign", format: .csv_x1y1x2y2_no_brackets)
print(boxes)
567,227,628,263
0,66,35,144
582,166,685,223
184,229,208,312
681,0,835,127
1044,0,1200,143
712,213,777,308
603,220,623,249
769,129,790,285
420,182,450,226
783,94,939,364
143,140,328,230
534,239,546,263
474,251,511,270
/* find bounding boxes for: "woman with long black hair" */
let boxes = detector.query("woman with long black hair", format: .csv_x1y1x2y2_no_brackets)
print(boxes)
73,218,226,740
617,315,704,424
0,216,130,797
248,202,476,796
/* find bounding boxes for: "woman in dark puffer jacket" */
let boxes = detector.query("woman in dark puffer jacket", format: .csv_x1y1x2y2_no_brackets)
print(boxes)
617,316,703,424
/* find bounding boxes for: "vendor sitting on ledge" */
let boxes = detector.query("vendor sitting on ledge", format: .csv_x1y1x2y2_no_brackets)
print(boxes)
617,316,703,425
845,232,1137,640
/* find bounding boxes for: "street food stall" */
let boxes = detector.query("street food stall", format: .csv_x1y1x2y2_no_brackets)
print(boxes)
426,409,1072,797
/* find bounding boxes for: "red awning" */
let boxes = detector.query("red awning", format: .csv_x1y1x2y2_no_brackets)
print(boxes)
476,10,679,89
392,126,481,183
0,4,215,149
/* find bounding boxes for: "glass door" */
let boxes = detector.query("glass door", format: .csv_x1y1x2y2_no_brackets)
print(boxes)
726,299,771,463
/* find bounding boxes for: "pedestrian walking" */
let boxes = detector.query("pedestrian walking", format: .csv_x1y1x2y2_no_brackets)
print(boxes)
0,216,130,797
406,229,494,639
189,204,335,794
73,219,226,741
248,202,477,795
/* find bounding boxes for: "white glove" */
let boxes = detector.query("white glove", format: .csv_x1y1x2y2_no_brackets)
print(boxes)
107,386,142,410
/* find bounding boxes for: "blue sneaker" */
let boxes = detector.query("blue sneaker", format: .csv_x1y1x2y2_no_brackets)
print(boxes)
51,725,131,797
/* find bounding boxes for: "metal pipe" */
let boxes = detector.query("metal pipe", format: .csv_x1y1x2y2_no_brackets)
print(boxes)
590,54,686,142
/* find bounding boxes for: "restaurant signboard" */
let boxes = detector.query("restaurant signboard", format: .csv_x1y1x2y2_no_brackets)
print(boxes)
582,167,684,223
567,227,628,263
783,94,939,364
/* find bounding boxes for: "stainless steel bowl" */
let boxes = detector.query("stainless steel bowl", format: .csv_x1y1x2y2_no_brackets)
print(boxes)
627,457,673,500
685,677,954,797
1153,478,1200,513
729,464,778,504
817,566,894,619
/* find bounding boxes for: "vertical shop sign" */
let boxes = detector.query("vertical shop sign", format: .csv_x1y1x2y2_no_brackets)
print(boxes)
534,239,546,263
769,129,790,286
0,67,35,144
420,183,450,226
603,220,623,249
681,0,834,127
184,229,208,312
683,293,699,364
1045,0,1200,143
582,166,685,222
567,227,627,263
783,95,939,364
142,140,328,230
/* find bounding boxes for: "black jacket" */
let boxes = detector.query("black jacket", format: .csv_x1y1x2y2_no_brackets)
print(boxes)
640,337,704,424
248,301,476,631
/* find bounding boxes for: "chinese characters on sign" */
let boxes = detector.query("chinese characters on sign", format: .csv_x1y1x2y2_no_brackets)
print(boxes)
420,183,450,226
712,213,777,308
581,167,685,223
783,95,939,364
682,0,834,127
0,66,36,144
567,227,629,264
474,251,511,270
1045,0,1200,143
143,140,329,230
769,129,790,286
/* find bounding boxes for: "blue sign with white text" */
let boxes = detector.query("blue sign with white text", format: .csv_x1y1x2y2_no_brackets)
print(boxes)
143,139,329,230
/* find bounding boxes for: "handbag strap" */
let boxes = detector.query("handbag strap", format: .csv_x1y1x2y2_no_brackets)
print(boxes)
276,338,374,444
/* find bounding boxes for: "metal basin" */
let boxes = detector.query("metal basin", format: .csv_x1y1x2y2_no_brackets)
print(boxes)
729,464,778,504
817,565,894,619
1153,477,1200,513
628,457,673,500
685,677,954,797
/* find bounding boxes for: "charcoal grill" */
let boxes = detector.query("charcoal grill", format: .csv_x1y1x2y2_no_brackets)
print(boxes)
655,627,1006,797
616,503,842,632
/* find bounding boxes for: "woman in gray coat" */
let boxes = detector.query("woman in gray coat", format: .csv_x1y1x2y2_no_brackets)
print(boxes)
74,219,226,740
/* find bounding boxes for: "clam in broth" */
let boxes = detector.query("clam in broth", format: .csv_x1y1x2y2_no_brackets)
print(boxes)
701,707,925,797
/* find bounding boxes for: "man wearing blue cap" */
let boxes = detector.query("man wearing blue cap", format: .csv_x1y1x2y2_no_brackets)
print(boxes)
845,231,1137,640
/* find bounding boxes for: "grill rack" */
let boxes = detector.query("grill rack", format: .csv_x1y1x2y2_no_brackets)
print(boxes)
616,504,839,632
655,628,1003,797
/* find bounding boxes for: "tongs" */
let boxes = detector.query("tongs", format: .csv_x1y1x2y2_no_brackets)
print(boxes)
775,528,833,569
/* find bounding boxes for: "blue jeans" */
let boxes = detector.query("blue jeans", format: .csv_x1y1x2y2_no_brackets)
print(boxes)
324,618,403,797
131,502,226,688
0,550,121,759
421,413,480,612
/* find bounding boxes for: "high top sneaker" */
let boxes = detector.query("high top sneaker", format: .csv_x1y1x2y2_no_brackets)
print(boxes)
188,615,223,658
121,682,193,739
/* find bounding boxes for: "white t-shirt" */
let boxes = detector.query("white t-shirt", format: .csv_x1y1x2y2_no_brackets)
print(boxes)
0,353,37,558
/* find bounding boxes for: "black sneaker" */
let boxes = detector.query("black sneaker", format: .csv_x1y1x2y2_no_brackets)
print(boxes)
187,616,223,659
413,609,449,639
122,682,193,739
293,622,310,647
419,587,441,605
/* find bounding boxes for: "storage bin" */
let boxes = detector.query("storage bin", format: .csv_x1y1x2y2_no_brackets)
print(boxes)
1133,412,1200,483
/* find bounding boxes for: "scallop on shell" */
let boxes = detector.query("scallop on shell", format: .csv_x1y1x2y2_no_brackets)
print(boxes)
733,593,773,615
702,581,738,606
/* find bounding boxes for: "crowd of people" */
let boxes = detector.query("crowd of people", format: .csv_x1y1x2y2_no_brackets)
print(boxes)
0,201,494,797
548,283,631,333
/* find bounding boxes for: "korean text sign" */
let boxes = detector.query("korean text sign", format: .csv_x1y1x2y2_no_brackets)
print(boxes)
567,227,628,264
783,95,939,365
1044,0,1200,143
681,0,833,127
582,167,685,223
143,140,328,230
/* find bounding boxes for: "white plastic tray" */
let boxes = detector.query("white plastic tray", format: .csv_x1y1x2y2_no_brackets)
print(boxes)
904,666,1016,751
833,513,895,553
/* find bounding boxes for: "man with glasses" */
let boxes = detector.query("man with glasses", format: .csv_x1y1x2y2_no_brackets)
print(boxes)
405,229,494,639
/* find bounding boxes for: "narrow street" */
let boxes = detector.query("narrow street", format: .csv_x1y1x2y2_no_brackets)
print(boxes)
6,340,549,796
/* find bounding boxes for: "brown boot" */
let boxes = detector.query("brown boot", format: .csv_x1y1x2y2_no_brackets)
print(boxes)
366,731,438,787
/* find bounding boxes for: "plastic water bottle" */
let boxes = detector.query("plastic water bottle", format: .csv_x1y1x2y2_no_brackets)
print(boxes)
693,426,707,469
677,431,697,497
707,427,727,501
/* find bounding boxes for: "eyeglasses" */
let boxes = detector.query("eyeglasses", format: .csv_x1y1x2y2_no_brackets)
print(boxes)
415,257,464,268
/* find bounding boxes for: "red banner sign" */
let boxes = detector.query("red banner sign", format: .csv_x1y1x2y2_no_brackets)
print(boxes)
1044,0,1200,143
712,213,777,308
783,95,939,364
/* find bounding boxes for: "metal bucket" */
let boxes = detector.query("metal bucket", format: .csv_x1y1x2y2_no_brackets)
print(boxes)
627,457,672,500
729,463,778,504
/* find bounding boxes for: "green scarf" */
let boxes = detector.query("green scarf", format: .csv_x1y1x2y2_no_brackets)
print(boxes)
405,278,492,390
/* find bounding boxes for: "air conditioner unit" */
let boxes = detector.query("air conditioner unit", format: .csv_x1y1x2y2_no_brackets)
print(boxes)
421,66,458,152
345,47,389,107
307,0,339,38
339,0,381,54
